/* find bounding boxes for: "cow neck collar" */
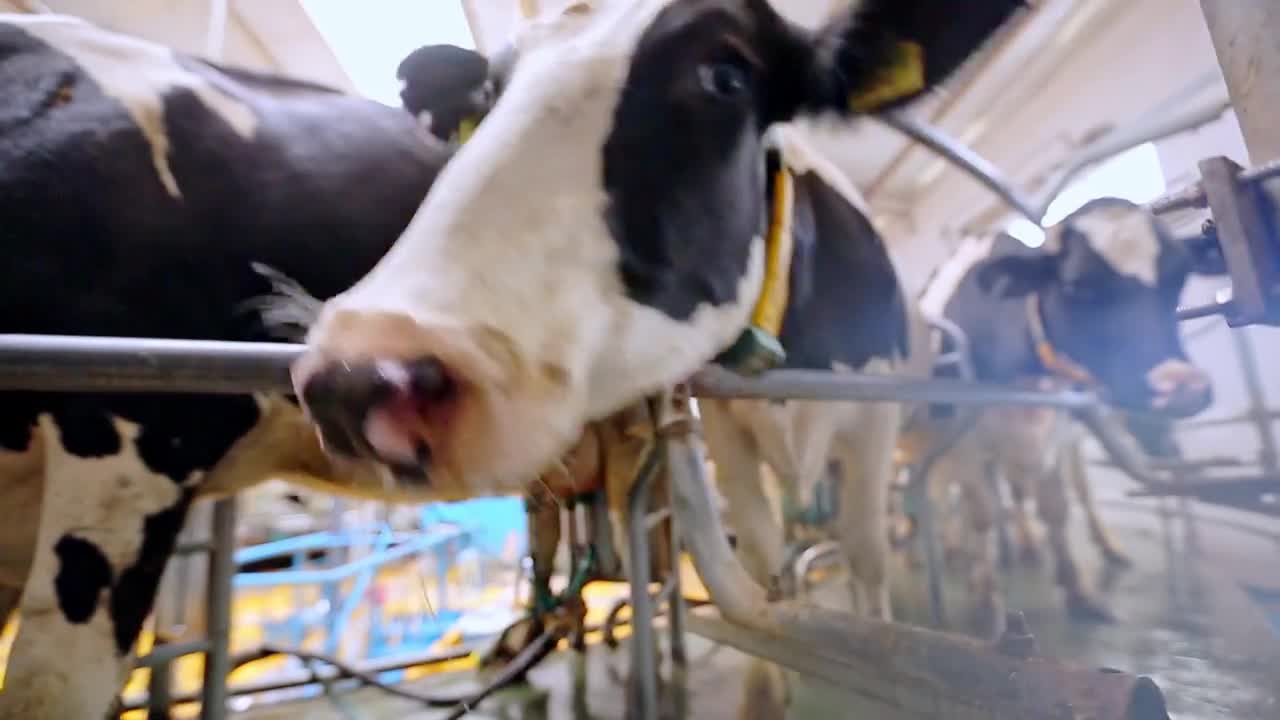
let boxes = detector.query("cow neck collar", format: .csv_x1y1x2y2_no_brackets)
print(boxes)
715,161,797,375
1026,293,1095,387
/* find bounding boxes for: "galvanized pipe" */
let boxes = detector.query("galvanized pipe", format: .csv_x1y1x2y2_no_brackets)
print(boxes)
0,335,1100,410
626,443,662,720
200,498,237,720
134,639,213,669
880,111,1042,225
792,540,841,599
0,335,296,395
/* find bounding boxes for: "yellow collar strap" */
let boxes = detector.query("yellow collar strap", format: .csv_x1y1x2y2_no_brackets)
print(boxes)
1026,294,1094,386
716,164,797,374
752,165,796,337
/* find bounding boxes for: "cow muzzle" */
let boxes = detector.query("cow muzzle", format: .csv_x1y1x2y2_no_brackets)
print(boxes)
1145,360,1212,418
294,356,455,480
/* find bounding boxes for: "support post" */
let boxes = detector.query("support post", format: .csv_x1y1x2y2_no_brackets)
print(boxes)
626,444,662,720
666,493,688,667
145,654,173,720
200,498,237,720
1199,0,1280,164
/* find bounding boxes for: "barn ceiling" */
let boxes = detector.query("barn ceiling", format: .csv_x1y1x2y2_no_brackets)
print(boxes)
8,0,1233,263
458,0,1231,239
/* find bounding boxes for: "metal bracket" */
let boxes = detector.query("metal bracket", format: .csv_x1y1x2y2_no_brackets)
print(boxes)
1199,156,1280,326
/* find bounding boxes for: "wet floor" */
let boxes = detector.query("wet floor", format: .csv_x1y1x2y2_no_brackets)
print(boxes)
237,494,1280,719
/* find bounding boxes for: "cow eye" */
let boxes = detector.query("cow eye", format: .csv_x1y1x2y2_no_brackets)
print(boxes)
698,61,749,99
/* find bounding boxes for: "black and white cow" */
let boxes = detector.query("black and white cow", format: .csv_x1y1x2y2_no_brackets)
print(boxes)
290,0,1027,546
916,197,1215,633
0,14,484,717
697,124,932,622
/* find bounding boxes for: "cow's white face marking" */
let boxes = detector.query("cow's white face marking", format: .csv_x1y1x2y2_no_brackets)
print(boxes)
15,14,258,199
309,0,764,490
1047,204,1161,286
918,234,996,318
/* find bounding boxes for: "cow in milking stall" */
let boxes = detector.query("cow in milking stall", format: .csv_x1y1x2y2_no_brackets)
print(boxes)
394,1,938,635
0,2,1026,715
290,0,1027,576
695,126,935,622
915,197,1218,635
0,13,503,717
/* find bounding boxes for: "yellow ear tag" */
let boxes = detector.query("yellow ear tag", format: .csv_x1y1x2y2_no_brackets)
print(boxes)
848,40,926,113
453,115,480,144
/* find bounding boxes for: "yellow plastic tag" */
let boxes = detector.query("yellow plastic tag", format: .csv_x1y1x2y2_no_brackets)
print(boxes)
750,167,796,336
454,115,480,144
849,41,926,113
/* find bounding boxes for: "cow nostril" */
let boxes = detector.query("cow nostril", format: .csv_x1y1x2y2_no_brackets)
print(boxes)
406,357,454,403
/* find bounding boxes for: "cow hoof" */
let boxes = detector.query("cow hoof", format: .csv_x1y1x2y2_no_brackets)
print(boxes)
480,615,542,670
1065,593,1115,624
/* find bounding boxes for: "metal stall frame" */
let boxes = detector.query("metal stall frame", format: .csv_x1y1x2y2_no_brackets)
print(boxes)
0,335,1165,720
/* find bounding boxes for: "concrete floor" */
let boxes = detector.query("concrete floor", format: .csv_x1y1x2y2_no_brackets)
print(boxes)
236,495,1280,719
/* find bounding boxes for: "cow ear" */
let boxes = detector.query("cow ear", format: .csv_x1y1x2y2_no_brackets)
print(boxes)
396,45,492,141
802,0,1026,117
975,254,1057,298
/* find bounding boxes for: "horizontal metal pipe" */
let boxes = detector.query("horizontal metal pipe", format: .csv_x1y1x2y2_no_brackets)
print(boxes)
133,640,212,669
1149,154,1280,216
0,335,1099,410
0,334,296,395
232,530,461,588
120,647,476,712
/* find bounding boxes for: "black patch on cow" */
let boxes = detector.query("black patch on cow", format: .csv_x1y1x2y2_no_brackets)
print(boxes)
777,169,907,370
109,494,192,655
0,17,453,657
602,3,787,321
52,404,125,458
0,394,38,452
54,534,114,624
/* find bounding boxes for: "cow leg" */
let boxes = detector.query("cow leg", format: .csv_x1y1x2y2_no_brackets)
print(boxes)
1038,460,1114,623
1000,464,1042,569
831,403,899,621
527,482,562,612
941,435,1003,639
699,401,779,590
0,416,193,720
1062,440,1131,568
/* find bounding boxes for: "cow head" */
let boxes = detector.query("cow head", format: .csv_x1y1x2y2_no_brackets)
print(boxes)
293,0,1026,494
976,198,1214,418
396,43,495,142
